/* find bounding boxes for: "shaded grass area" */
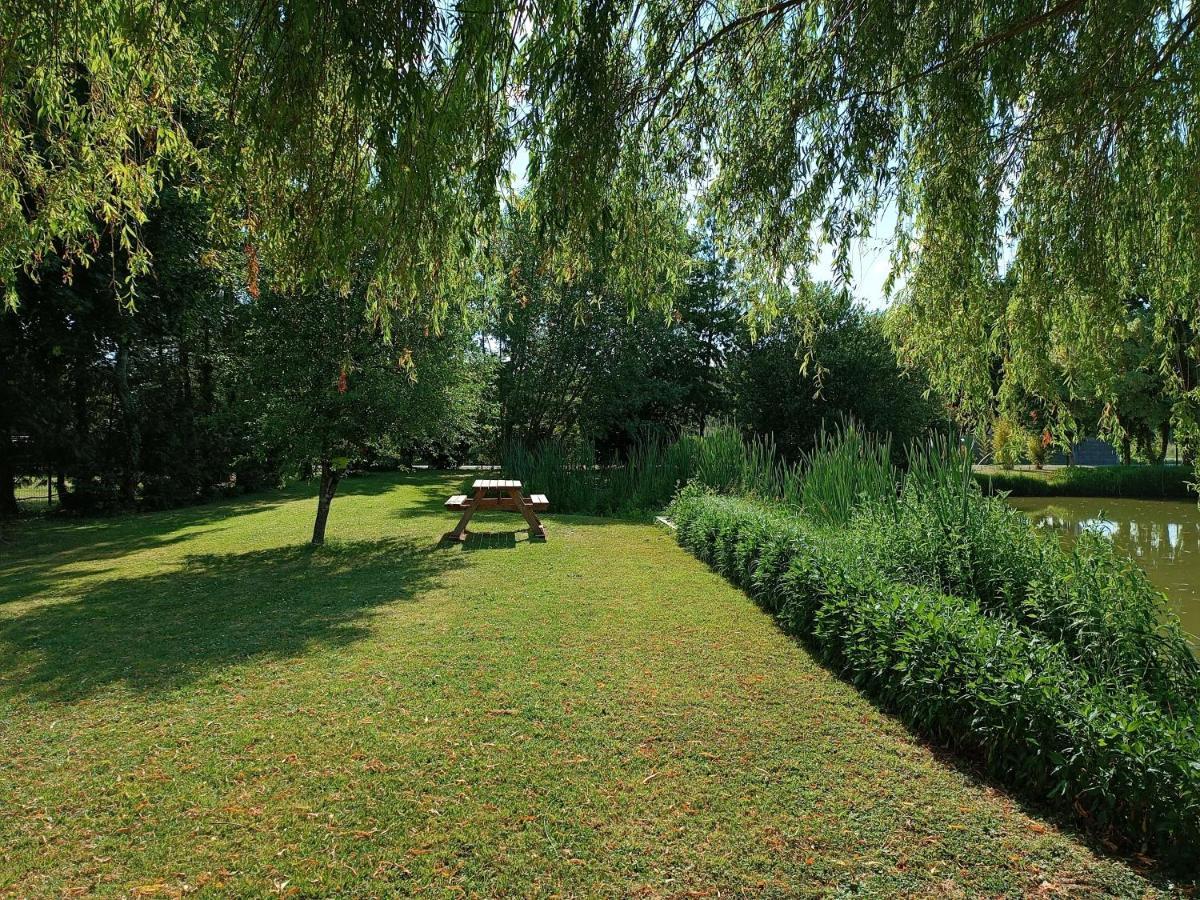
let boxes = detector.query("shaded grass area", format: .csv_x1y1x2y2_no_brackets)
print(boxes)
975,464,1194,499
0,473,1175,896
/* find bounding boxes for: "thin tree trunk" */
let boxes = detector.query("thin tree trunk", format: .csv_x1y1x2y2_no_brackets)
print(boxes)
1121,435,1132,466
0,310,19,517
114,324,140,506
311,459,341,545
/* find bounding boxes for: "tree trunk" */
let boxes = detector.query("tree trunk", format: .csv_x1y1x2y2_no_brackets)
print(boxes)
1,310,19,517
1158,422,1170,465
1121,435,1132,466
311,459,341,545
0,425,18,517
114,325,140,506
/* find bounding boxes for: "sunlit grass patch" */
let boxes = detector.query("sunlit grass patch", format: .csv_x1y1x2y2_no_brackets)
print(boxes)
0,472,1178,896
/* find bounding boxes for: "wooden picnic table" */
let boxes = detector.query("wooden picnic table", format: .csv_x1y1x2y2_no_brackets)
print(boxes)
443,479,548,542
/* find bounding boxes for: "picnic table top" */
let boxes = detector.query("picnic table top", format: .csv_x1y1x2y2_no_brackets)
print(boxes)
472,478,522,490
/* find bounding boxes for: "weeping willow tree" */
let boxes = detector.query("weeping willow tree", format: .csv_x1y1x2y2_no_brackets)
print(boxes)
2,1,535,323
621,0,1199,446
3,0,1198,432
0,0,695,325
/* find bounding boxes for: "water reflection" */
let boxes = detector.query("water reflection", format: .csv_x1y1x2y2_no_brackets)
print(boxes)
1008,497,1200,643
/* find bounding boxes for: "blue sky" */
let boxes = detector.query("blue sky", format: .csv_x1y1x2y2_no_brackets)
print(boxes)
810,202,899,311
811,236,895,311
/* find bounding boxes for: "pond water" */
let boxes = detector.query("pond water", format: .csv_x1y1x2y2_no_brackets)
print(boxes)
1008,496,1200,643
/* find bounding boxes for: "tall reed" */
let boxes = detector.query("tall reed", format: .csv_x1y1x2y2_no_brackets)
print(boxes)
501,419,896,518
499,433,700,515
798,421,895,524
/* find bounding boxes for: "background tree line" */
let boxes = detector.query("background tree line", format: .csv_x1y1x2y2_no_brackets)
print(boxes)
5,2,1198,532
1,194,943,524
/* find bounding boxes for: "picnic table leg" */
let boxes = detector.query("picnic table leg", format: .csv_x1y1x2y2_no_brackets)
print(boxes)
510,489,547,540
444,490,480,542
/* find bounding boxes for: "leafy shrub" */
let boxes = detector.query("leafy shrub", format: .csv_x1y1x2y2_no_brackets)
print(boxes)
502,424,806,516
502,418,905,518
501,436,700,516
668,486,1200,865
690,426,805,504
991,417,1023,469
1028,432,1049,469
139,474,201,510
690,426,747,495
857,448,1200,705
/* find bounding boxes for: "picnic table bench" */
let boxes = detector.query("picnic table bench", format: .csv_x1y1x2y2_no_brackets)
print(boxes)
443,479,548,542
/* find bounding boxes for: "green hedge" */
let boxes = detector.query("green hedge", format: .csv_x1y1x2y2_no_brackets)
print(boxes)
853,481,1200,704
975,465,1194,499
669,487,1200,866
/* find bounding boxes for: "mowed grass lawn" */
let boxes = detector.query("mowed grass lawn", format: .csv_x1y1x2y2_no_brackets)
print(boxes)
0,473,1176,897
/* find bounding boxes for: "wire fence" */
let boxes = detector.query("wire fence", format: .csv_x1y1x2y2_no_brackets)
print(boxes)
14,470,56,511
11,433,56,512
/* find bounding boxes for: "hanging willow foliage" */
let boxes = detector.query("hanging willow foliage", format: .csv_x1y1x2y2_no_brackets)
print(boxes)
3,0,1198,422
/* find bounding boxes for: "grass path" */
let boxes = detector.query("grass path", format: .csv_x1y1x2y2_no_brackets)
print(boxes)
0,473,1175,896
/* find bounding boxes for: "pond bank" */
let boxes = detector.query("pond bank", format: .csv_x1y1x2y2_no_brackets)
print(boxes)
975,464,1193,499
1009,496,1200,643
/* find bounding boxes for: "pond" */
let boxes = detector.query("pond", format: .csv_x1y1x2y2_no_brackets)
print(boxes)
1008,496,1200,643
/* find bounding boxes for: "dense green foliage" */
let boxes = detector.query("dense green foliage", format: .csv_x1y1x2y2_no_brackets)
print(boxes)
484,227,937,487
3,193,939,529
499,437,701,516
0,189,250,513
893,288,1192,470
487,212,736,451
0,189,495,535
246,284,490,542
10,0,1188,515
499,422,898,518
976,464,1195,498
860,446,1198,698
669,451,1200,864
7,2,1197,432
731,290,941,461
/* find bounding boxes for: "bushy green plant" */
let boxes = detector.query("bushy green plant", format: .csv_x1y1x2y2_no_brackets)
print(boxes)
991,417,1024,470
500,435,700,516
668,486,1200,865
501,424,808,516
690,425,747,495
1027,432,1049,469
857,442,1200,705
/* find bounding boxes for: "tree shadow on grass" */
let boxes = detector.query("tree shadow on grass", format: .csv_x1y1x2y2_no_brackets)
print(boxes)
0,472,466,607
459,530,521,551
756,604,1196,887
0,497,292,607
0,538,460,703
